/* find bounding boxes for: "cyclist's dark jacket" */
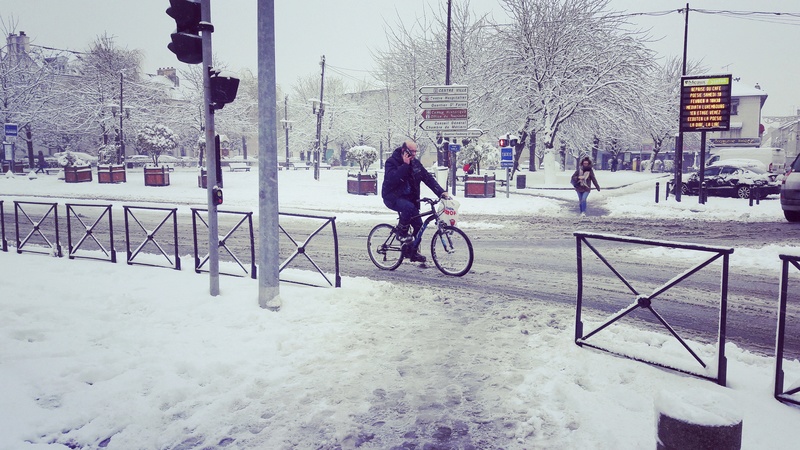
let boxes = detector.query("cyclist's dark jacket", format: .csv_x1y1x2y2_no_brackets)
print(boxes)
382,147,445,204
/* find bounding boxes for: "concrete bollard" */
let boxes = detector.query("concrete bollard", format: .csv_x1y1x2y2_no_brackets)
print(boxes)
655,389,742,450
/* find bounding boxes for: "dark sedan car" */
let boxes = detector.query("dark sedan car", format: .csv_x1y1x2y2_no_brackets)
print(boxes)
675,163,781,199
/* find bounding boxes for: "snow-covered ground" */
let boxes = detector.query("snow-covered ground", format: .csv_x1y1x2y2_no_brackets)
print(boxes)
1,165,799,449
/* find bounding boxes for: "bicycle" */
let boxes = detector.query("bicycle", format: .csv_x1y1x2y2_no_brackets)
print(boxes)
367,197,474,276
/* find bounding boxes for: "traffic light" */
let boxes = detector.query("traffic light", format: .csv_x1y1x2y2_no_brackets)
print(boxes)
209,68,240,110
498,137,508,147
212,185,223,205
166,0,203,64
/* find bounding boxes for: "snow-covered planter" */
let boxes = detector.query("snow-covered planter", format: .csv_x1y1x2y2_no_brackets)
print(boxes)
144,166,170,187
345,145,378,195
64,165,92,183
97,164,126,183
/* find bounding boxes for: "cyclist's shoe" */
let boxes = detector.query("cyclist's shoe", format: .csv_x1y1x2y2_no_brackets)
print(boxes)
409,251,427,263
396,224,412,243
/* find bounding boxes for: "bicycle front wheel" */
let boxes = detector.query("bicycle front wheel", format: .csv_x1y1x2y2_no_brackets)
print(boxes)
430,225,473,276
367,223,404,270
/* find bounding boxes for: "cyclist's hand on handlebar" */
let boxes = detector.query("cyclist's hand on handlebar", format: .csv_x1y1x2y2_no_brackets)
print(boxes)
440,192,452,200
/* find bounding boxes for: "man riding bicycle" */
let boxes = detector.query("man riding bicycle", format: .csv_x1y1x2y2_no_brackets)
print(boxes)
382,140,450,263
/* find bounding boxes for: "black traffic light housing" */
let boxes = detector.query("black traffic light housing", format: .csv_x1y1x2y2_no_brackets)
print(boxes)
209,68,240,110
498,138,508,147
212,185,223,205
166,0,205,64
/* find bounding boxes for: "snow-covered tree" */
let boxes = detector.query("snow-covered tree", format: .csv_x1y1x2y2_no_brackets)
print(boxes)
345,145,378,172
135,124,177,166
458,139,499,174
491,0,654,169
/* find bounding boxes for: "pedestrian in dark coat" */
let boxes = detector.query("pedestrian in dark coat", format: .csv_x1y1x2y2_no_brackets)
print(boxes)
35,151,47,174
571,157,601,215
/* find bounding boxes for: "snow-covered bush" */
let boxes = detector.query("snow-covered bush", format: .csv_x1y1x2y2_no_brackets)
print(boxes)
458,140,499,174
136,124,178,166
57,150,87,167
97,144,117,165
345,145,378,172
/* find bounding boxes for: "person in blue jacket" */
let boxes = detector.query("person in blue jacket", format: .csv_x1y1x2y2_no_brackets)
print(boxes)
382,140,450,263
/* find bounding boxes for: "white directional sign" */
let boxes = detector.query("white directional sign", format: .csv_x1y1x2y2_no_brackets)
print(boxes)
418,101,468,110
441,129,484,138
418,119,469,131
418,94,468,103
419,85,468,95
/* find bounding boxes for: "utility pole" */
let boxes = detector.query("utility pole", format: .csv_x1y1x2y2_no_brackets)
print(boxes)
675,3,689,203
280,95,292,164
201,0,220,295
312,55,326,181
446,0,456,196
257,0,281,310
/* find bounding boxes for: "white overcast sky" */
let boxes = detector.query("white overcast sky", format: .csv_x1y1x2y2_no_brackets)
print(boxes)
1,0,798,116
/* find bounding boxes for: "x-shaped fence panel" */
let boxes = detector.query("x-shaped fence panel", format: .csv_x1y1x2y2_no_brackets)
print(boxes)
775,253,800,406
191,208,256,279
279,212,340,288
123,205,180,270
14,201,61,257
66,203,116,263
574,231,733,386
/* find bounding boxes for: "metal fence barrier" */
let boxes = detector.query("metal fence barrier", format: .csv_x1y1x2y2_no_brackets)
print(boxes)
14,201,62,257
775,253,800,406
574,231,733,386
66,203,116,263
123,205,181,270
279,212,341,288
191,208,256,279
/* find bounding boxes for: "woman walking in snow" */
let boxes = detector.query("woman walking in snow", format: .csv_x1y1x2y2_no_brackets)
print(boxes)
571,157,601,215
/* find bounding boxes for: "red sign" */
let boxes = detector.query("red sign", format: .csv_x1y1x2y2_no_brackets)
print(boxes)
421,109,468,120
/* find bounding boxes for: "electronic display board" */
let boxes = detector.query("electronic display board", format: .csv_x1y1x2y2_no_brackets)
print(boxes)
679,75,732,133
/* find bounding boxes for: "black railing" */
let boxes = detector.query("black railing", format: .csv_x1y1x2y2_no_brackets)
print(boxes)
14,201,61,257
574,231,733,386
191,208,256,279
775,253,800,406
66,203,116,263
279,212,341,288
123,205,181,270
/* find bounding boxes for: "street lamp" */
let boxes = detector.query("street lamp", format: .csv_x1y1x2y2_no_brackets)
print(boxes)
108,73,131,165
279,95,293,165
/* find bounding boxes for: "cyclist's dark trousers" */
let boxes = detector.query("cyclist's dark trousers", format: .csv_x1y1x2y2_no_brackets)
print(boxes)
384,197,422,236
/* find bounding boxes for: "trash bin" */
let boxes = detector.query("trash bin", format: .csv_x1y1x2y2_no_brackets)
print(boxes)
516,174,526,189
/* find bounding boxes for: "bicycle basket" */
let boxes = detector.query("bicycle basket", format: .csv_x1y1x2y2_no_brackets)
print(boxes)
437,198,460,226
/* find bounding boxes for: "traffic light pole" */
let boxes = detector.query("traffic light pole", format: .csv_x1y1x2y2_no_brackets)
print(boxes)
201,0,220,296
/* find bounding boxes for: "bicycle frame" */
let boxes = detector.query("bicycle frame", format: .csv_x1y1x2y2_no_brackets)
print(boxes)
405,199,444,250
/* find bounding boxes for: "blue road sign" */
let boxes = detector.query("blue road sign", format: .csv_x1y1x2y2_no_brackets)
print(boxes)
4,123,18,137
500,146,513,168
449,143,461,153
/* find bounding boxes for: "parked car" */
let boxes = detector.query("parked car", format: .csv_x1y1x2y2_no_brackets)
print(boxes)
675,163,780,199
780,154,800,222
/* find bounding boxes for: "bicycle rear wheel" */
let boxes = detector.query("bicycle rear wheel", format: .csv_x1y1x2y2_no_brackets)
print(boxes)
367,223,404,270
430,225,473,276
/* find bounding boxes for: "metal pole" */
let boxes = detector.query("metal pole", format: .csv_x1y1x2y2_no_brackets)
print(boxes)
284,95,290,164
119,73,125,164
313,56,325,181
201,0,220,296
257,0,281,310
675,3,689,202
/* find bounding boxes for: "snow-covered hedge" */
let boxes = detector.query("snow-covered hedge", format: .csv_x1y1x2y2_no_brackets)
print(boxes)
458,140,499,173
346,145,378,172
